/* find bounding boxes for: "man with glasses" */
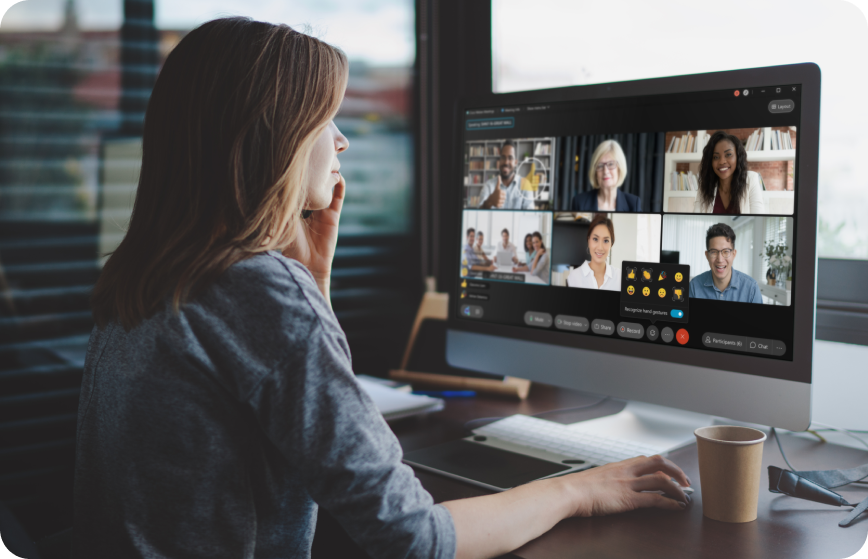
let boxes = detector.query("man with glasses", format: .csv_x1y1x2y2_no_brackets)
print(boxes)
478,141,535,210
689,223,763,303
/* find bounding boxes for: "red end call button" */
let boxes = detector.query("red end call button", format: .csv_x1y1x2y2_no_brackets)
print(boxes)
676,329,689,345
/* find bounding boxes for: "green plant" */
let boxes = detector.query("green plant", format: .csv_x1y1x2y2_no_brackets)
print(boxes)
761,241,791,281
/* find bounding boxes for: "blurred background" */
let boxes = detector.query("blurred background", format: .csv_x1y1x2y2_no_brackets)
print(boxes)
0,0,418,544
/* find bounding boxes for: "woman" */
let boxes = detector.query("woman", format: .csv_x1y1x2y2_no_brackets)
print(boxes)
75,18,690,559
527,232,550,283
512,233,535,272
567,214,621,290
571,139,641,212
694,130,765,214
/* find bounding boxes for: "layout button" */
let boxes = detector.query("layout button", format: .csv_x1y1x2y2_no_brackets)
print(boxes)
591,319,615,336
768,99,795,113
616,322,645,339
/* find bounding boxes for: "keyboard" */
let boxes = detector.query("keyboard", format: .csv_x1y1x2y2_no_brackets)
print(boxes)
473,414,668,466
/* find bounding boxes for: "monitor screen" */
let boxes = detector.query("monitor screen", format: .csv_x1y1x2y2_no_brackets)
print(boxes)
448,66,819,421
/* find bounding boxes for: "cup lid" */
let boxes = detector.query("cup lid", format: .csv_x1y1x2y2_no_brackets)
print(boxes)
694,425,767,445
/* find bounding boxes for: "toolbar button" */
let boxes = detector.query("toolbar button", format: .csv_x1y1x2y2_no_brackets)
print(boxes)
768,99,795,113
661,327,674,343
555,315,589,332
616,322,645,339
460,305,484,318
524,311,553,328
591,319,615,336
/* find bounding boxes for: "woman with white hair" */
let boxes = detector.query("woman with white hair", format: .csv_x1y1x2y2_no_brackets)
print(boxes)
570,139,641,212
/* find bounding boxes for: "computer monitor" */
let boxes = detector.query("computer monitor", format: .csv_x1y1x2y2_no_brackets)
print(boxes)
447,64,819,431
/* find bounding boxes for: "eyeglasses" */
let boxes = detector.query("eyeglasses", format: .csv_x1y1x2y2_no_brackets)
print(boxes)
595,161,618,172
707,249,734,258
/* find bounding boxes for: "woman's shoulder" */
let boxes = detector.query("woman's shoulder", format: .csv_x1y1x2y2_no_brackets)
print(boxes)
205,252,332,327
618,189,641,210
572,189,596,210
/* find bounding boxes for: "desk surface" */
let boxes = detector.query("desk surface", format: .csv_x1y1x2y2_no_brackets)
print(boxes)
392,383,868,559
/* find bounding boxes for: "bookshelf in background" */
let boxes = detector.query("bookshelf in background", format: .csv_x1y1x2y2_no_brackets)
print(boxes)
464,137,556,209
663,128,796,214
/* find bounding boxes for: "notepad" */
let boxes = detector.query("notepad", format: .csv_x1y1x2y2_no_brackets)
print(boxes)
356,376,444,421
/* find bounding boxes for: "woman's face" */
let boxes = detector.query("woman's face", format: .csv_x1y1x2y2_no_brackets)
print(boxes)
712,140,737,184
595,152,619,189
305,120,349,210
532,236,542,251
525,237,533,251
588,224,612,264
476,233,484,247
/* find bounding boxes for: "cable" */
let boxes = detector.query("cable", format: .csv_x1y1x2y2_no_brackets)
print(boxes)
771,428,797,471
462,396,611,432
809,422,868,452
772,427,868,486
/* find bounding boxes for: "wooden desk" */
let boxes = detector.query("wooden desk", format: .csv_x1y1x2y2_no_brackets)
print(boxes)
389,383,868,559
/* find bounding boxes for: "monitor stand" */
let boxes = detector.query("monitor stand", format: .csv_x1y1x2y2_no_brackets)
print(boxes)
566,399,714,453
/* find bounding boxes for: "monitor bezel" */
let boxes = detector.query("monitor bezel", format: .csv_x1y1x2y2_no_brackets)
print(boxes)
444,63,820,386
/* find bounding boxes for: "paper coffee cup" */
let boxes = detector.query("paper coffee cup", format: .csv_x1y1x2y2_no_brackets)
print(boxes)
694,425,767,523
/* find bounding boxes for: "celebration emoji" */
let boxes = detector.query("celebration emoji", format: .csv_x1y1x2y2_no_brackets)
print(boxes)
642,287,650,296
641,268,653,282
658,271,667,281
658,288,666,298
675,272,683,282
627,285,635,295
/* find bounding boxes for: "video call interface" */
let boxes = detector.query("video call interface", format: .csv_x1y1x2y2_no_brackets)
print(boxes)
458,85,801,361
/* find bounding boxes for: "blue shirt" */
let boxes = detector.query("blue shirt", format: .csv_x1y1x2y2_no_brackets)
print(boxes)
689,268,763,304
464,242,482,266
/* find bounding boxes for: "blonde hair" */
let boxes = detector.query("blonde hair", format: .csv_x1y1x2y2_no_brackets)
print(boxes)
92,18,348,329
588,139,628,189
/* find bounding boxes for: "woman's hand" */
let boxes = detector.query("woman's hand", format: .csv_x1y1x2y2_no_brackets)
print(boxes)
562,454,691,518
282,175,345,304
443,454,690,559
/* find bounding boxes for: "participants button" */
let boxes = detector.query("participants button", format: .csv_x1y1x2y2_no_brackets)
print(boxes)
616,322,645,339
524,311,553,328
591,319,615,336
555,315,589,332
701,333,747,351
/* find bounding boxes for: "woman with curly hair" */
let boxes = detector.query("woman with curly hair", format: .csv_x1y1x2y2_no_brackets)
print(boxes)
694,130,765,214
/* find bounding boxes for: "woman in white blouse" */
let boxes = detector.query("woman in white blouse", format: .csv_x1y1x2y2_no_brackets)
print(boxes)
566,214,621,291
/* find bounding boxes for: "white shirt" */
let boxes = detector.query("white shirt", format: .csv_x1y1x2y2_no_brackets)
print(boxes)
693,170,766,214
566,261,621,291
496,241,517,260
